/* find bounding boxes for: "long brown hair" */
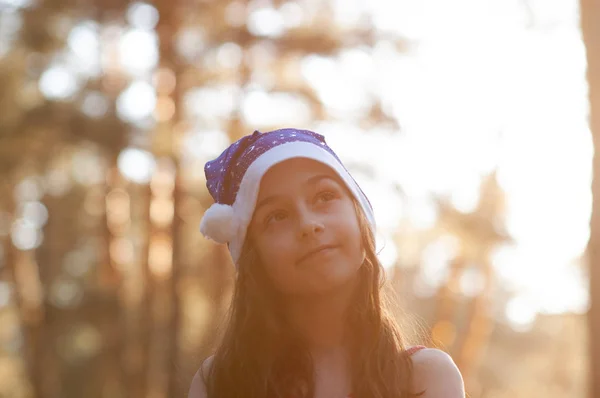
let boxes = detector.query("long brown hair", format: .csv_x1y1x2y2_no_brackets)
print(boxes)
205,199,423,398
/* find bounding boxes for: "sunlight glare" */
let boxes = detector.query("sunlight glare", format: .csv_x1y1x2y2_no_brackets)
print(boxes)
279,2,305,28
406,197,439,230
332,0,367,27
241,90,312,127
419,235,460,288
247,7,285,38
39,66,79,100
184,85,238,123
181,130,230,162
0,0,34,8
19,202,48,229
175,27,205,62
376,232,399,270
67,21,101,77
126,2,159,30
118,28,159,74
459,266,486,297
81,91,109,118
11,219,42,250
359,0,591,316
301,55,372,118
216,42,243,69
117,148,156,184
117,81,156,123
14,178,43,202
505,295,537,332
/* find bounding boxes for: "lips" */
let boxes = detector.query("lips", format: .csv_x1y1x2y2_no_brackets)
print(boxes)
297,245,338,264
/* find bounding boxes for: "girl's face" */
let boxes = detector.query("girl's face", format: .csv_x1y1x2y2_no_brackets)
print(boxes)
248,158,364,297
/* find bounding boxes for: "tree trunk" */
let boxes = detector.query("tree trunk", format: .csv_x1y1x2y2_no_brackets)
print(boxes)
581,0,600,397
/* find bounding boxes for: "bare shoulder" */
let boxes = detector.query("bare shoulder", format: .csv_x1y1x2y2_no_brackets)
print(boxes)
411,348,465,398
188,355,215,398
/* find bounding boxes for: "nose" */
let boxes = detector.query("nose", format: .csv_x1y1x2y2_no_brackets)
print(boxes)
297,206,324,239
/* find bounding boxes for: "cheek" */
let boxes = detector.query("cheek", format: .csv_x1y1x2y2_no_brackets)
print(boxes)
255,228,294,257
253,231,298,289
334,209,365,263
334,206,362,240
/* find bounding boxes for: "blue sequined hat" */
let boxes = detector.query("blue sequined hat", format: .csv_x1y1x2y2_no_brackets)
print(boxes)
200,128,376,264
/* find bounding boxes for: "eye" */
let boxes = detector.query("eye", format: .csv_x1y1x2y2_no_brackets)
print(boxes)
315,190,337,203
265,210,287,224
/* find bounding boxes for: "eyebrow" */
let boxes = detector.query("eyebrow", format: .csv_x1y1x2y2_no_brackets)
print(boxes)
254,174,337,213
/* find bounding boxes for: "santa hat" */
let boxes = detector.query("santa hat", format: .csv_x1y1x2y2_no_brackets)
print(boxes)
200,128,376,265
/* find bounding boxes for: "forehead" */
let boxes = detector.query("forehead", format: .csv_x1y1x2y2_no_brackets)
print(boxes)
257,158,339,197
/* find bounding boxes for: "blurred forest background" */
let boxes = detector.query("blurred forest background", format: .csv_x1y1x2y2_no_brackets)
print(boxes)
0,0,598,397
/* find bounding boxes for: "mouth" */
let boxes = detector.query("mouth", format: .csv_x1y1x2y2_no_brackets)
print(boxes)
297,245,338,264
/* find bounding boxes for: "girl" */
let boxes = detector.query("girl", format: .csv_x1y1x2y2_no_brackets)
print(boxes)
189,128,465,398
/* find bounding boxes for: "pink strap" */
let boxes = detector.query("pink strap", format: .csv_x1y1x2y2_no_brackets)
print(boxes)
405,345,426,356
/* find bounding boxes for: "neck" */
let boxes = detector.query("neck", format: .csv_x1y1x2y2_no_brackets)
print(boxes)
285,279,357,355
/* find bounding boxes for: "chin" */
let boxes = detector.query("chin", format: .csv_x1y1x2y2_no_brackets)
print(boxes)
273,257,362,297
306,262,361,294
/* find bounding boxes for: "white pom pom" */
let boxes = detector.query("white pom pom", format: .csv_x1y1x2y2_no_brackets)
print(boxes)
199,203,239,244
